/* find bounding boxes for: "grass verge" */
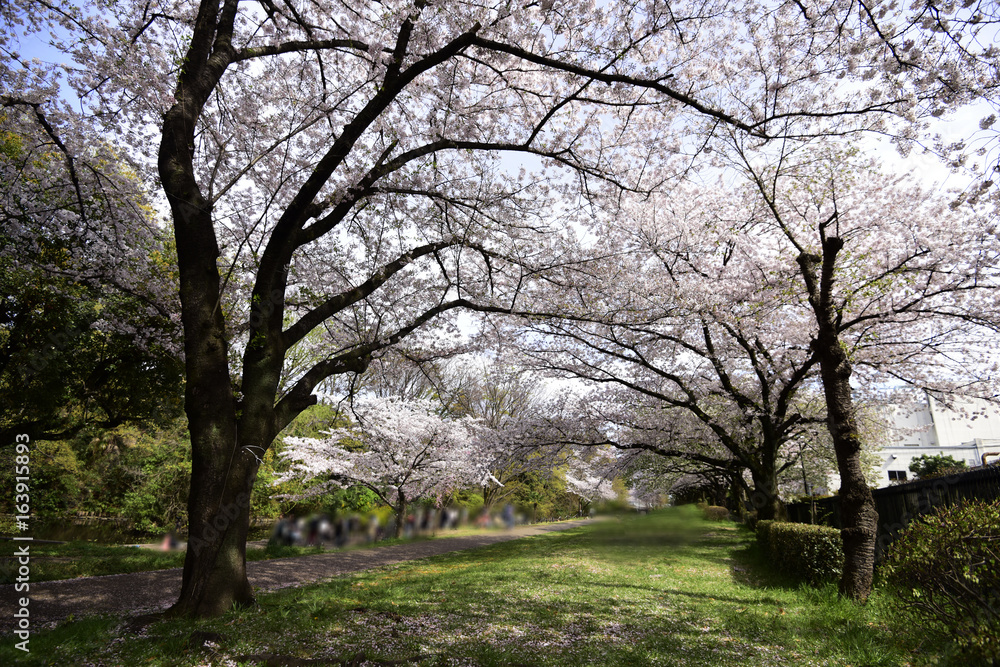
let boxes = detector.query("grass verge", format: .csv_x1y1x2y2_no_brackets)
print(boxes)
3,507,941,666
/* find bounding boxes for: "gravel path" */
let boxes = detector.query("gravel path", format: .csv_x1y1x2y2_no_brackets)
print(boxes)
1,520,593,633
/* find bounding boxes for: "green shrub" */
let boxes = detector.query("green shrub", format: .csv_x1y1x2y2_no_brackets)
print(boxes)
756,520,843,585
881,500,1000,666
756,520,776,558
703,505,730,521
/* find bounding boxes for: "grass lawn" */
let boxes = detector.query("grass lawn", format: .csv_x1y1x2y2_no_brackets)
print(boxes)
3,507,941,666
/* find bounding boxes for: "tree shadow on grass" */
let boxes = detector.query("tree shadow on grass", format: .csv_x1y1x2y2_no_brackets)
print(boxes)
584,579,784,607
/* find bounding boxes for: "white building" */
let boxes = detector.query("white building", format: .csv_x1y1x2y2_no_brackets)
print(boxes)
878,393,1000,487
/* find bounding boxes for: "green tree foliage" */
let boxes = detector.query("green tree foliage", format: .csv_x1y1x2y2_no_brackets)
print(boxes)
908,454,968,481
324,487,381,516
249,446,284,519
114,426,192,534
510,469,581,521
0,259,184,443
0,439,84,516
0,119,183,444
0,421,191,533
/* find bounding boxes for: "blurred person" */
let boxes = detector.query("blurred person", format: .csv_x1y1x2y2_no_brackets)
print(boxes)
502,503,515,529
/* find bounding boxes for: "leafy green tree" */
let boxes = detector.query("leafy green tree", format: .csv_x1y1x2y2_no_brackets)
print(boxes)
0,439,84,517
511,469,582,521
323,487,381,516
118,428,192,534
909,454,968,481
1,419,191,534
65,421,191,533
1,116,184,444
0,262,184,443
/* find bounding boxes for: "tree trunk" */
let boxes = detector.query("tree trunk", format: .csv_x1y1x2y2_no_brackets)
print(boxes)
798,240,878,603
393,494,407,539
163,187,263,615
814,332,877,602
729,475,749,516
157,0,263,618
482,484,497,512
171,444,258,616
749,465,783,521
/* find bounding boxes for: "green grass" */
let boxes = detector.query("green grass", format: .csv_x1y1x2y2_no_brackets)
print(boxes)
3,507,945,666
2,541,184,583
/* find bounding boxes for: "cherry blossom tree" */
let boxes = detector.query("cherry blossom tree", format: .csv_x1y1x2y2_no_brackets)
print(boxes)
606,390,826,513
275,396,485,538
612,404,746,508
494,385,759,511
494,182,826,521
583,388,873,509
492,134,998,601
561,445,619,505
5,0,995,617
854,0,1000,193
482,403,623,514
438,360,573,510
360,353,575,510
728,139,1000,601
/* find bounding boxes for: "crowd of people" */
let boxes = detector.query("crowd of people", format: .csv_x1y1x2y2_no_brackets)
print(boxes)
268,504,524,548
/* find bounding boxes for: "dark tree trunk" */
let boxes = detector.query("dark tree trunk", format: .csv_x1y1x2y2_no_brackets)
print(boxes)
748,465,783,521
161,141,262,615
156,0,281,617
819,344,877,602
798,238,878,603
393,493,408,539
815,324,878,602
172,442,258,616
729,475,749,516
163,232,263,616
482,483,498,512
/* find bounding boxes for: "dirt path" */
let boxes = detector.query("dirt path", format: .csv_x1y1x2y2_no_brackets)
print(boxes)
1,520,593,633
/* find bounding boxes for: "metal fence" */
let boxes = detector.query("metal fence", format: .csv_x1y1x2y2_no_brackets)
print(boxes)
785,465,1000,560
